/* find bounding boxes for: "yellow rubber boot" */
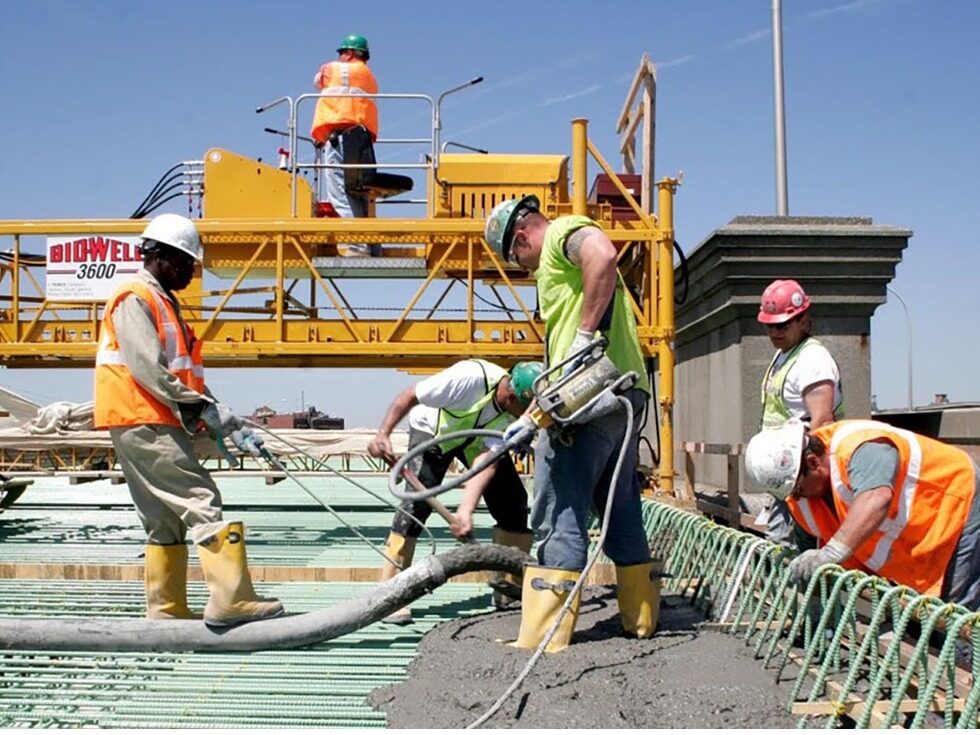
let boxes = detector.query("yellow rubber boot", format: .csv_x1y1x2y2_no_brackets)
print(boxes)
510,565,581,653
145,543,196,619
196,522,284,627
616,560,661,638
490,527,533,608
378,531,417,625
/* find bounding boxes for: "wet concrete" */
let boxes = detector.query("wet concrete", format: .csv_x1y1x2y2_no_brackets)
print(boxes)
369,588,799,728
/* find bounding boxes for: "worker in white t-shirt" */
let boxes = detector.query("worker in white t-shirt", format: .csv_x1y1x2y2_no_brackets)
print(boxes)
757,279,844,547
368,359,542,623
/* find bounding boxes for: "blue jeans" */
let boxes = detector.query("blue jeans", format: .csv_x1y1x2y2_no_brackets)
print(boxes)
941,464,980,611
530,388,650,570
325,138,367,219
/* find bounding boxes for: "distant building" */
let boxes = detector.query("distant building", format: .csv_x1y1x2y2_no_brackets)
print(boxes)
247,405,344,430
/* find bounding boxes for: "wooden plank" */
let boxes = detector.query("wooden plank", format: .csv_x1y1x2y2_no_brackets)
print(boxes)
616,54,653,131
793,695,965,716
641,81,654,214
680,441,744,455
696,498,739,523
0,560,620,587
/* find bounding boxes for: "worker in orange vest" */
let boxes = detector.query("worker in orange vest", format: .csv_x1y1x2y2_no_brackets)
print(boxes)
745,418,980,609
94,213,283,627
311,34,378,255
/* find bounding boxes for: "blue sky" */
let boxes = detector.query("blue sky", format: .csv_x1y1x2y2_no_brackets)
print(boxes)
1,0,978,426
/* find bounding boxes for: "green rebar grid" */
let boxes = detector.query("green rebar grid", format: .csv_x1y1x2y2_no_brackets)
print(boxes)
647,502,979,729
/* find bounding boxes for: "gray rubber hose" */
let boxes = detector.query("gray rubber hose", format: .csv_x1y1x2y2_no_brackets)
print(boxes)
0,544,528,653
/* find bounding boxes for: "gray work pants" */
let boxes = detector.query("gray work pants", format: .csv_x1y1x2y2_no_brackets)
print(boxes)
111,424,223,545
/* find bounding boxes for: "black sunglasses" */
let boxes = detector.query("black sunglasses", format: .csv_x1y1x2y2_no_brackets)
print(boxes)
767,315,801,331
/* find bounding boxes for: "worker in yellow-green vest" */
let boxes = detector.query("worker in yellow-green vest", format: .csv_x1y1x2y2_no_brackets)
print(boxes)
757,278,844,549
368,359,542,624
484,196,658,652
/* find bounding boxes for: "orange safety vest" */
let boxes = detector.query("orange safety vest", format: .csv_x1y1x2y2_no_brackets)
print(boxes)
310,60,378,143
787,420,976,595
94,280,205,429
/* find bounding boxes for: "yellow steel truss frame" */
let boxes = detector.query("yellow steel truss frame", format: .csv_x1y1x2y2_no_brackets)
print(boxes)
0,120,678,490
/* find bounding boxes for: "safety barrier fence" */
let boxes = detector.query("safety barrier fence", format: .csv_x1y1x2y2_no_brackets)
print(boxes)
647,501,980,729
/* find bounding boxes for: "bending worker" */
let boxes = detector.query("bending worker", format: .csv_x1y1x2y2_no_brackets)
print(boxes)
484,195,657,652
310,33,378,254
368,359,542,623
757,279,844,548
94,213,283,627
745,418,980,610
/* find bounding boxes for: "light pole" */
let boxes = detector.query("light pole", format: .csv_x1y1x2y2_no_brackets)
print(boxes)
771,0,789,215
886,286,913,409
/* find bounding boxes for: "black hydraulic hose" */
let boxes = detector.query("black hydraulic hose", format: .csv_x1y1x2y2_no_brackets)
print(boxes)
0,544,526,653
673,239,689,305
130,164,183,219
644,356,660,466
134,186,188,219
133,177,184,217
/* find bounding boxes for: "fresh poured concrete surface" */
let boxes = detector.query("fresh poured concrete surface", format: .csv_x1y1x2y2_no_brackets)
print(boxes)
370,588,799,729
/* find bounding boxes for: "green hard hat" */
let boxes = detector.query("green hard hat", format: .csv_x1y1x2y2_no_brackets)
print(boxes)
337,34,370,60
484,194,540,264
510,360,543,408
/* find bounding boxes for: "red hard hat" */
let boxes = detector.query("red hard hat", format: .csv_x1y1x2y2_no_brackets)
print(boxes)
757,279,811,324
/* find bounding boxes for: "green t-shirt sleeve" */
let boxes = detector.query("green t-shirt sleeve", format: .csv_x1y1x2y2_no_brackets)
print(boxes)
847,441,900,495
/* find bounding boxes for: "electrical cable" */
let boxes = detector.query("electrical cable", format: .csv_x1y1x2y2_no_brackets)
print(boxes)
467,395,634,728
244,420,439,566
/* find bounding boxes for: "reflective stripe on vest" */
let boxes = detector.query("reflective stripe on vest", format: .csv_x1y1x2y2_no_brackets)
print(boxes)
761,337,844,429
94,280,205,428
435,360,510,466
801,420,976,595
825,421,922,571
310,60,378,142
791,497,824,540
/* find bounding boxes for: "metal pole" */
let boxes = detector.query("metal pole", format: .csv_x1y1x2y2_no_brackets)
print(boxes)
772,0,789,215
657,177,679,496
886,286,914,409
571,118,588,215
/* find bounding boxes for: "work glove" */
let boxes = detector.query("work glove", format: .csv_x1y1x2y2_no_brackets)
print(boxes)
563,328,596,378
788,537,851,583
230,427,266,460
503,414,537,452
200,402,243,438
367,432,397,465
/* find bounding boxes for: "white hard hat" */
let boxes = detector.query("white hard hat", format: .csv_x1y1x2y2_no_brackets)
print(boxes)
141,213,203,262
744,418,806,500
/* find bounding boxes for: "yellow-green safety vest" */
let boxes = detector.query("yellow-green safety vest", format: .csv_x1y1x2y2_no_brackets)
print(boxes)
434,359,511,466
534,215,649,392
761,336,844,429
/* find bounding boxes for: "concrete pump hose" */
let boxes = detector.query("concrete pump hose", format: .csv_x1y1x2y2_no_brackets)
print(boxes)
0,544,527,654
388,429,515,502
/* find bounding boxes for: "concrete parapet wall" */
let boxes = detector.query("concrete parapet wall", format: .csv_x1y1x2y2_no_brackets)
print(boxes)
673,216,910,492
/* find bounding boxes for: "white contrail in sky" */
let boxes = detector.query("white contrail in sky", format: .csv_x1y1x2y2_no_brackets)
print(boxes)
807,0,889,20
657,54,696,69
725,28,771,49
541,84,601,107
